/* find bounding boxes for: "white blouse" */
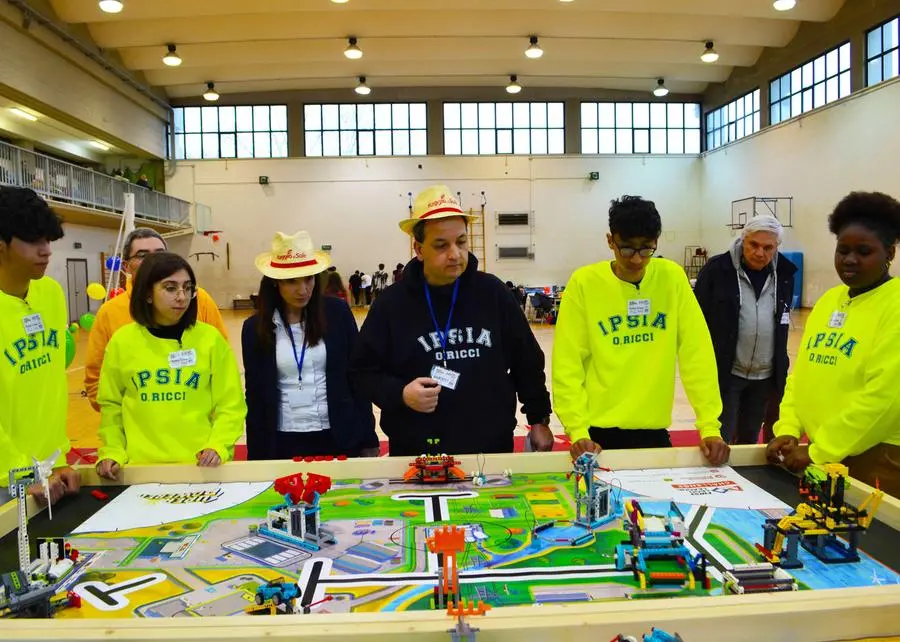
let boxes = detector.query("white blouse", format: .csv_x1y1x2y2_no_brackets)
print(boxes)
273,311,331,433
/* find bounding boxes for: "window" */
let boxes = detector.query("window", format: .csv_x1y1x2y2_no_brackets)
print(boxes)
580,102,701,154
303,103,427,157
866,15,899,86
705,89,761,151
172,105,288,160
770,42,851,125
443,102,565,155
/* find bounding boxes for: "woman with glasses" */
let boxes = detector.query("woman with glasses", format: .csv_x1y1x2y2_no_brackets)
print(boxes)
553,195,729,465
95,252,246,479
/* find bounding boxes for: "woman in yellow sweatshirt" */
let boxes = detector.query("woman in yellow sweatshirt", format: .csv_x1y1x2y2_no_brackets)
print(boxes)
768,192,900,496
95,252,246,479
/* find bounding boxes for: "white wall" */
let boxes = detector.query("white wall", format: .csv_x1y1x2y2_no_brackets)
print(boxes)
166,155,702,306
48,223,120,320
701,78,900,305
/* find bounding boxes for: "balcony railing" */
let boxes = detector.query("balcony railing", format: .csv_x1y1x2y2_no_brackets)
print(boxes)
0,140,191,227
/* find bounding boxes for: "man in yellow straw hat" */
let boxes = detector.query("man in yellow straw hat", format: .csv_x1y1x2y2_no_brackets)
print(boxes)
351,185,554,456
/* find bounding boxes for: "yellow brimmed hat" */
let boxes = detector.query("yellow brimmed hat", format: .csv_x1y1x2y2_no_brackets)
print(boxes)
399,185,480,235
254,231,331,279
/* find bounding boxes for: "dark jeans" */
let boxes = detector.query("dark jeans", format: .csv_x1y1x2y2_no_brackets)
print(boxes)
720,374,773,445
273,429,363,458
351,288,361,305
588,427,672,450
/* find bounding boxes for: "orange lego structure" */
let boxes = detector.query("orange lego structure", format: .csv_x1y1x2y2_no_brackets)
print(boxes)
426,526,466,610
403,454,467,484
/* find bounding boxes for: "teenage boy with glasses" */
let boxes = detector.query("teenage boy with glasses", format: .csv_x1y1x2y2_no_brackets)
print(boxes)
552,195,730,465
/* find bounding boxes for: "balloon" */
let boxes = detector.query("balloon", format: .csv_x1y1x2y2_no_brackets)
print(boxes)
105,256,122,271
212,234,220,243
68,322,79,334
65,329,76,368
108,287,125,299
86,283,106,300
79,313,95,331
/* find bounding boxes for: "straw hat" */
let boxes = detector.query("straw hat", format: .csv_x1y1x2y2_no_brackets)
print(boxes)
254,231,331,279
399,185,480,235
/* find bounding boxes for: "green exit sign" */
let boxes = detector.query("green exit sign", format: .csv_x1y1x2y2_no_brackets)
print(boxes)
321,244,332,251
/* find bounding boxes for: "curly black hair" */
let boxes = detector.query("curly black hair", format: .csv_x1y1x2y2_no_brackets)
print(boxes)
828,191,900,249
0,187,64,244
608,195,662,240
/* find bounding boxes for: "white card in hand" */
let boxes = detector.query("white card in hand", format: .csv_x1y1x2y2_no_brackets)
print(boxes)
430,365,460,390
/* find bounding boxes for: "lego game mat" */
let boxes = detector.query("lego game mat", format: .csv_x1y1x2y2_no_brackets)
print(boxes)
1,465,898,619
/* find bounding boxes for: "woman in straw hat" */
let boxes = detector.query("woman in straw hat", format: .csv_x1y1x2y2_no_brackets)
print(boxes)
242,231,379,459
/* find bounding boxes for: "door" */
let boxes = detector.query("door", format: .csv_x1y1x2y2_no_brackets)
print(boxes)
66,259,89,323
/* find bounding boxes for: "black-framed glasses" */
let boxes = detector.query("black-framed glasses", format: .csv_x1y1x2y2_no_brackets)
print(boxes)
129,249,166,261
615,244,656,259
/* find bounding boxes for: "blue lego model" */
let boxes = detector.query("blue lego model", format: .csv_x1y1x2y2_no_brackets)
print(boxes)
254,578,301,607
643,628,683,642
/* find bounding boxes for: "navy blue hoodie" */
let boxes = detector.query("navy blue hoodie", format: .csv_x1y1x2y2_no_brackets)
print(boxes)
350,255,551,456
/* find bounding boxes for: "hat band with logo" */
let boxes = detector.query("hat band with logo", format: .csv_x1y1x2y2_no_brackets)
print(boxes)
421,205,464,220
271,256,319,269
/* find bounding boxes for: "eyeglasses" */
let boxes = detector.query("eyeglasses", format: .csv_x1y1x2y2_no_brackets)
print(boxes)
615,244,657,259
129,249,165,261
159,283,197,299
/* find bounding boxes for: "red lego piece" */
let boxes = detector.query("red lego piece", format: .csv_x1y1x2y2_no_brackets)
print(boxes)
66,591,82,608
69,549,79,562
292,456,305,462
91,489,109,501
304,456,315,463
324,455,334,461
337,455,348,461
273,472,333,505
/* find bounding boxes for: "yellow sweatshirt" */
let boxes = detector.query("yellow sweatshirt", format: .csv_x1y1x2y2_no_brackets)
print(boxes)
774,278,900,462
84,282,227,411
0,277,69,483
553,259,722,443
97,321,246,465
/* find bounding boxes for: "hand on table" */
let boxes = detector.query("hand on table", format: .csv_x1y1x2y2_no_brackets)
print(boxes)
55,466,81,496
27,477,65,505
196,449,222,467
569,438,602,460
766,436,799,465
700,437,731,466
529,424,555,451
96,459,121,481
402,377,441,413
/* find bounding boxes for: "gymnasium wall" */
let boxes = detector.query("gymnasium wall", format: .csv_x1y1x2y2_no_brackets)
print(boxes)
165,155,702,306
47,223,120,317
700,77,900,306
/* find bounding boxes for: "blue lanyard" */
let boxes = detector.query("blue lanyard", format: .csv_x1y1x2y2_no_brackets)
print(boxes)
284,322,308,388
423,279,459,368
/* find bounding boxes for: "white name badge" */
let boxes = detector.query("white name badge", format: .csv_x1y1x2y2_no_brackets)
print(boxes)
430,365,460,391
627,299,651,316
22,313,45,335
168,349,197,369
781,312,791,325
286,387,307,409
828,311,847,329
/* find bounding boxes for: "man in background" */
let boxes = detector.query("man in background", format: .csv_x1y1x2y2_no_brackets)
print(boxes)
348,270,362,306
360,271,373,306
694,216,797,445
372,263,389,300
84,228,227,411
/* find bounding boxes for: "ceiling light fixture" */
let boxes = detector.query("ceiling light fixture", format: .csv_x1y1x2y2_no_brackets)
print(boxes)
559,0,574,3
700,40,719,63
10,108,38,122
344,37,363,59
525,36,543,59
162,44,182,67
90,141,111,151
355,76,371,95
652,78,669,97
506,75,522,94
773,0,796,10
203,82,220,101
98,0,124,13
331,0,349,3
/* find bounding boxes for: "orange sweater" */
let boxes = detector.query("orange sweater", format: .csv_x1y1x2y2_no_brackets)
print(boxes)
84,283,227,411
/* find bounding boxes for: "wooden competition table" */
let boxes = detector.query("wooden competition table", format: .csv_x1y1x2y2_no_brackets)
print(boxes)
1,446,899,642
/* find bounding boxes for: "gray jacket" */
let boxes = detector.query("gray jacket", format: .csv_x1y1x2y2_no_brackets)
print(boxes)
729,238,778,380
